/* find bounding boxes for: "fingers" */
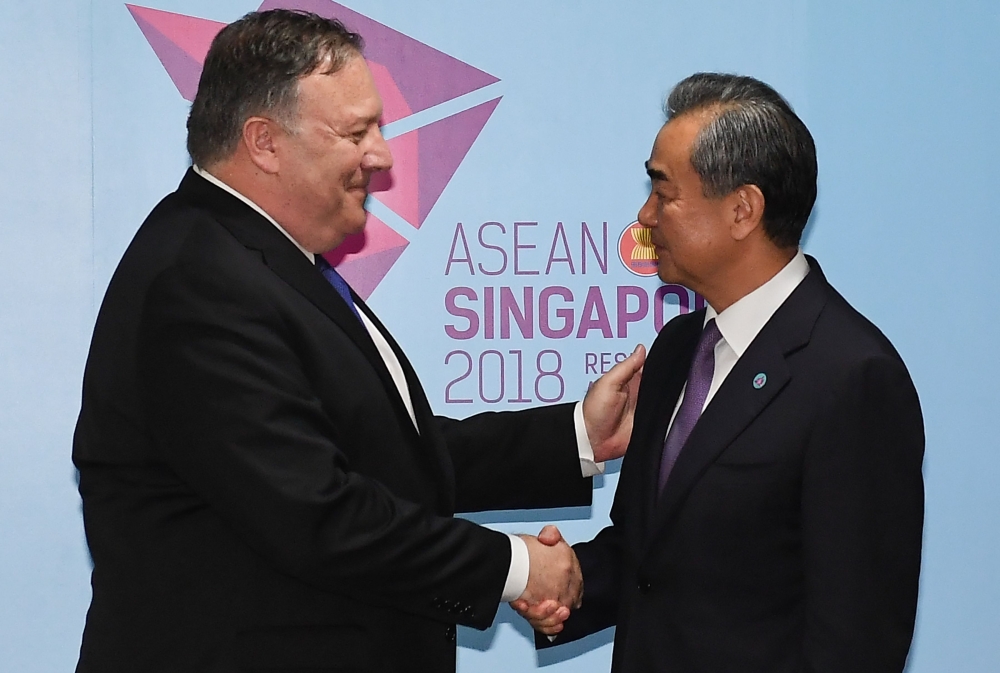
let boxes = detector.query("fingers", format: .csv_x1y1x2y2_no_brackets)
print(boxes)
511,598,571,635
537,524,563,546
512,598,562,620
603,343,646,387
582,343,646,463
536,621,565,636
517,533,582,609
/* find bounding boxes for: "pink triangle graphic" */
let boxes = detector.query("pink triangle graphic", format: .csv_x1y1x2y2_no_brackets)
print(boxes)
256,0,499,124
128,3,502,298
126,5,225,101
334,246,408,301
367,60,411,131
373,97,501,227
322,213,408,300
417,97,501,224
128,4,414,118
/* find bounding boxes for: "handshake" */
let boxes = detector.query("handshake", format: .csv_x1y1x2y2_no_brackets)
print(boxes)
508,343,646,637
510,525,579,636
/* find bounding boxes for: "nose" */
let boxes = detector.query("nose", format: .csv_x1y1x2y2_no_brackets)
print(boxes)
363,126,393,172
637,192,656,229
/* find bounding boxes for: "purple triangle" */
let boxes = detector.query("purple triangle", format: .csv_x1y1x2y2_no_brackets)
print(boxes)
129,9,204,101
256,0,499,114
417,97,502,223
335,244,408,300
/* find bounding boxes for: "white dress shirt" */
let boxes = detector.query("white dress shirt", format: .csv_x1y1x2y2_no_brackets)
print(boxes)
192,166,602,602
666,251,810,429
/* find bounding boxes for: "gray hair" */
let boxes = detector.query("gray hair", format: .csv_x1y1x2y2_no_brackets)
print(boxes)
666,73,817,248
186,9,364,168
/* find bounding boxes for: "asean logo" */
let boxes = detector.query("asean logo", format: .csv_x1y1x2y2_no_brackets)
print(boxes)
127,0,502,300
618,221,659,277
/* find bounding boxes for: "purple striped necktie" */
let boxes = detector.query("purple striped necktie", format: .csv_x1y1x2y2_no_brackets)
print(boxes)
315,255,362,323
658,318,722,495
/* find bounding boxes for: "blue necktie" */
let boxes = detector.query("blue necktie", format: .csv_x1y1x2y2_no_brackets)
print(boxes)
315,255,362,322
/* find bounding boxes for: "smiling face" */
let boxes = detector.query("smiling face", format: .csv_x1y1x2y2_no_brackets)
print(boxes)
636,112,739,296
273,56,393,253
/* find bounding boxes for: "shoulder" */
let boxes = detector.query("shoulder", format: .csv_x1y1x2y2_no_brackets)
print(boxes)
811,281,908,368
789,278,920,415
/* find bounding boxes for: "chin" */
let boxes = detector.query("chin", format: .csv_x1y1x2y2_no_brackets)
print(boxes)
343,211,369,235
655,260,675,284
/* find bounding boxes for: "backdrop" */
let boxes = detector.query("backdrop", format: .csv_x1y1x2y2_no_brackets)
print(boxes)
2,0,998,670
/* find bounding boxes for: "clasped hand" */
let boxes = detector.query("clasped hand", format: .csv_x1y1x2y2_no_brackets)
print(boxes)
511,525,579,636
510,346,645,635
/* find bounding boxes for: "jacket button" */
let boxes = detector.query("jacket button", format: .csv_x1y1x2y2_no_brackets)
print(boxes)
445,625,456,643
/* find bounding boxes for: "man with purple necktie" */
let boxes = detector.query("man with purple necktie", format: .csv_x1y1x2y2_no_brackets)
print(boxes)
515,73,925,673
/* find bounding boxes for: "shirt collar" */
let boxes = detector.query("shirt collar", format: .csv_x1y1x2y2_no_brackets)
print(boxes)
192,164,315,264
705,250,810,357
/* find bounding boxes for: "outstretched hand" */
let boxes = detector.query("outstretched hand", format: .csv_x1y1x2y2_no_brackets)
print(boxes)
510,525,579,636
583,344,645,463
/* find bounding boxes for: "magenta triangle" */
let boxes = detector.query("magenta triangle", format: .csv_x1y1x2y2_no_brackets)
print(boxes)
256,0,499,117
129,8,205,101
334,245,408,300
416,97,502,224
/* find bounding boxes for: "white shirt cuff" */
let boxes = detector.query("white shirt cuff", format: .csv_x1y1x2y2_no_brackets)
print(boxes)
501,534,530,602
574,401,605,477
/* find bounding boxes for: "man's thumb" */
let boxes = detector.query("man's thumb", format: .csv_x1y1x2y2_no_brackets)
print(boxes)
537,525,563,546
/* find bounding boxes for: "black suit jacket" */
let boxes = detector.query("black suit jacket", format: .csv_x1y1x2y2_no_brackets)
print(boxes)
544,259,924,673
73,170,592,672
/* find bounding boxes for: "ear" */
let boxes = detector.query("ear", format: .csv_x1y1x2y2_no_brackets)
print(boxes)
241,117,282,174
729,184,765,242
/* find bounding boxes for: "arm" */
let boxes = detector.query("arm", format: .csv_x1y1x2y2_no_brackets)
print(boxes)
440,345,645,514
438,404,592,514
137,263,511,629
801,355,924,671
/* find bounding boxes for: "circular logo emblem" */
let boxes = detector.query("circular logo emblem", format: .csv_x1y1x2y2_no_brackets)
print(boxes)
753,373,767,390
618,221,659,277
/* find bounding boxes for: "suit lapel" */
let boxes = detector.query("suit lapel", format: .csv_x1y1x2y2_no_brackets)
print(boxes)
176,170,421,445
647,262,831,542
355,298,457,512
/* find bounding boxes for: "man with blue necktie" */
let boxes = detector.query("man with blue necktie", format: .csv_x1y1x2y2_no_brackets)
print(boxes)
72,10,644,672
515,73,925,673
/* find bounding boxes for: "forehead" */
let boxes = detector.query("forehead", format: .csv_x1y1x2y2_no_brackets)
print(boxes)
297,56,382,122
649,111,713,172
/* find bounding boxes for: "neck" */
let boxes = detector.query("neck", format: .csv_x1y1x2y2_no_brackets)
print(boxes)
699,244,797,313
202,157,260,206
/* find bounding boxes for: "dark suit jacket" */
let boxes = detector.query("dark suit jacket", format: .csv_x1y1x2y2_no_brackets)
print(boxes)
73,169,592,673
543,259,924,673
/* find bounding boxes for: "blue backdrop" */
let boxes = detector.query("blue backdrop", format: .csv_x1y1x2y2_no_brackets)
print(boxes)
2,1,998,670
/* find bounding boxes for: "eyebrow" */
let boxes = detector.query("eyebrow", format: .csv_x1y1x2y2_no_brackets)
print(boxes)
645,160,668,182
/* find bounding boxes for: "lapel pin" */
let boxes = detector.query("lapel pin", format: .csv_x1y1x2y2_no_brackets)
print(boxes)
752,373,767,389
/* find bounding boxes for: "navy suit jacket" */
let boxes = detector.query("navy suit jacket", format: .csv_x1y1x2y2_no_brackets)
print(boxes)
543,259,924,673
73,170,592,672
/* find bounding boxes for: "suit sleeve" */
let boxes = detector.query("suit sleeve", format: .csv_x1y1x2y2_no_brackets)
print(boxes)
800,355,924,672
437,405,593,514
136,263,511,629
